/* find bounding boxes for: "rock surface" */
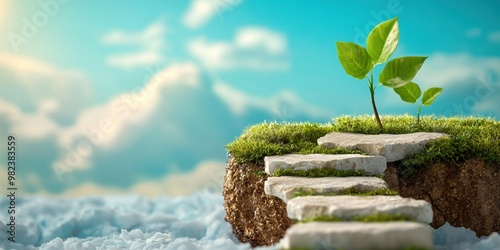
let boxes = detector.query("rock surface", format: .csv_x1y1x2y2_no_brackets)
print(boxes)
317,132,447,162
264,154,386,176
385,158,500,237
287,195,433,223
282,221,433,250
264,176,388,202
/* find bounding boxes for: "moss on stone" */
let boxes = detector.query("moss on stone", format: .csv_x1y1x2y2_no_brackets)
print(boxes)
273,167,368,178
293,187,398,198
299,213,415,223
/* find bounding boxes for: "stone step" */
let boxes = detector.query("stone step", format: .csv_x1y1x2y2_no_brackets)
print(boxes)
287,195,433,224
317,132,447,162
282,221,432,250
264,154,386,176
264,176,388,203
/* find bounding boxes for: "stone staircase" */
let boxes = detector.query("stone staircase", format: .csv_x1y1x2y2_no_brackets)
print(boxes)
263,132,447,250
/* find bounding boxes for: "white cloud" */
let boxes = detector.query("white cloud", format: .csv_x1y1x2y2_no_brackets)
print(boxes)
0,99,60,140
131,160,226,196
474,96,500,117
415,53,500,90
488,31,500,43
0,0,10,32
466,28,482,38
213,82,330,119
0,52,91,125
381,52,500,116
102,21,166,68
235,27,286,54
188,26,288,71
1,58,337,195
29,182,124,197
106,51,163,69
29,160,225,197
54,63,200,171
0,61,238,194
0,53,91,100
182,0,242,29
472,74,500,116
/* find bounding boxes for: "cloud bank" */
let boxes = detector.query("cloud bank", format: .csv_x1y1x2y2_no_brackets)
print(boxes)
0,52,328,195
102,21,167,69
182,0,242,29
188,26,288,71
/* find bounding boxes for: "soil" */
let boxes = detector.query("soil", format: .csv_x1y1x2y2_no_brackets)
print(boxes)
223,157,294,247
384,158,500,237
223,156,500,246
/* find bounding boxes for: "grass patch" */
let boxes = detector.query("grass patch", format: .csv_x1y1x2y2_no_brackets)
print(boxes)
332,115,500,169
226,122,363,164
293,187,398,198
273,167,368,178
226,116,500,172
299,213,415,223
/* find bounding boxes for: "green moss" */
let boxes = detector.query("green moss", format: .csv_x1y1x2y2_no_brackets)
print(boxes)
226,122,363,164
273,167,368,178
252,169,268,178
299,213,415,223
293,187,398,198
299,215,342,223
226,116,500,173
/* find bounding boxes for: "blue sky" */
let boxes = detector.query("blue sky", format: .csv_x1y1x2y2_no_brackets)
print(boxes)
0,0,499,196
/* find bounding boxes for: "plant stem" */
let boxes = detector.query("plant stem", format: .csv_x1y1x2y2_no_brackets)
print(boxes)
368,72,383,130
417,104,422,126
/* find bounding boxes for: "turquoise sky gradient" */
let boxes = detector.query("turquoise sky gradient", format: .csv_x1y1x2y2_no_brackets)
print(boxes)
1,0,499,196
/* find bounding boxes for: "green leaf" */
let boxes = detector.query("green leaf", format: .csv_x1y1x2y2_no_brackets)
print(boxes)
367,17,399,65
336,42,373,79
379,56,427,88
422,87,443,106
394,82,421,103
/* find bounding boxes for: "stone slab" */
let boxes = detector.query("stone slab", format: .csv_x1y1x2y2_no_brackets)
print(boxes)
287,195,433,223
264,176,388,203
282,221,432,250
317,132,448,162
264,154,386,176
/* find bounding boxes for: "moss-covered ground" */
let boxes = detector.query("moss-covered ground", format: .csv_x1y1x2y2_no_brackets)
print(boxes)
227,115,500,174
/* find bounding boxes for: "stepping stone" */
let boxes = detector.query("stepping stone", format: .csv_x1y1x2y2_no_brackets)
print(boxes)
287,195,433,224
282,221,432,250
317,132,448,162
265,176,388,203
264,154,386,176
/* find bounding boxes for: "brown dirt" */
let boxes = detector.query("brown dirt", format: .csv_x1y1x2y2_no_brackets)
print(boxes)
223,156,294,247
385,158,500,237
224,156,499,247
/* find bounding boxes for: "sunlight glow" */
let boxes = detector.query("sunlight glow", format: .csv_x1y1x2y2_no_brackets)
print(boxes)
0,0,10,29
